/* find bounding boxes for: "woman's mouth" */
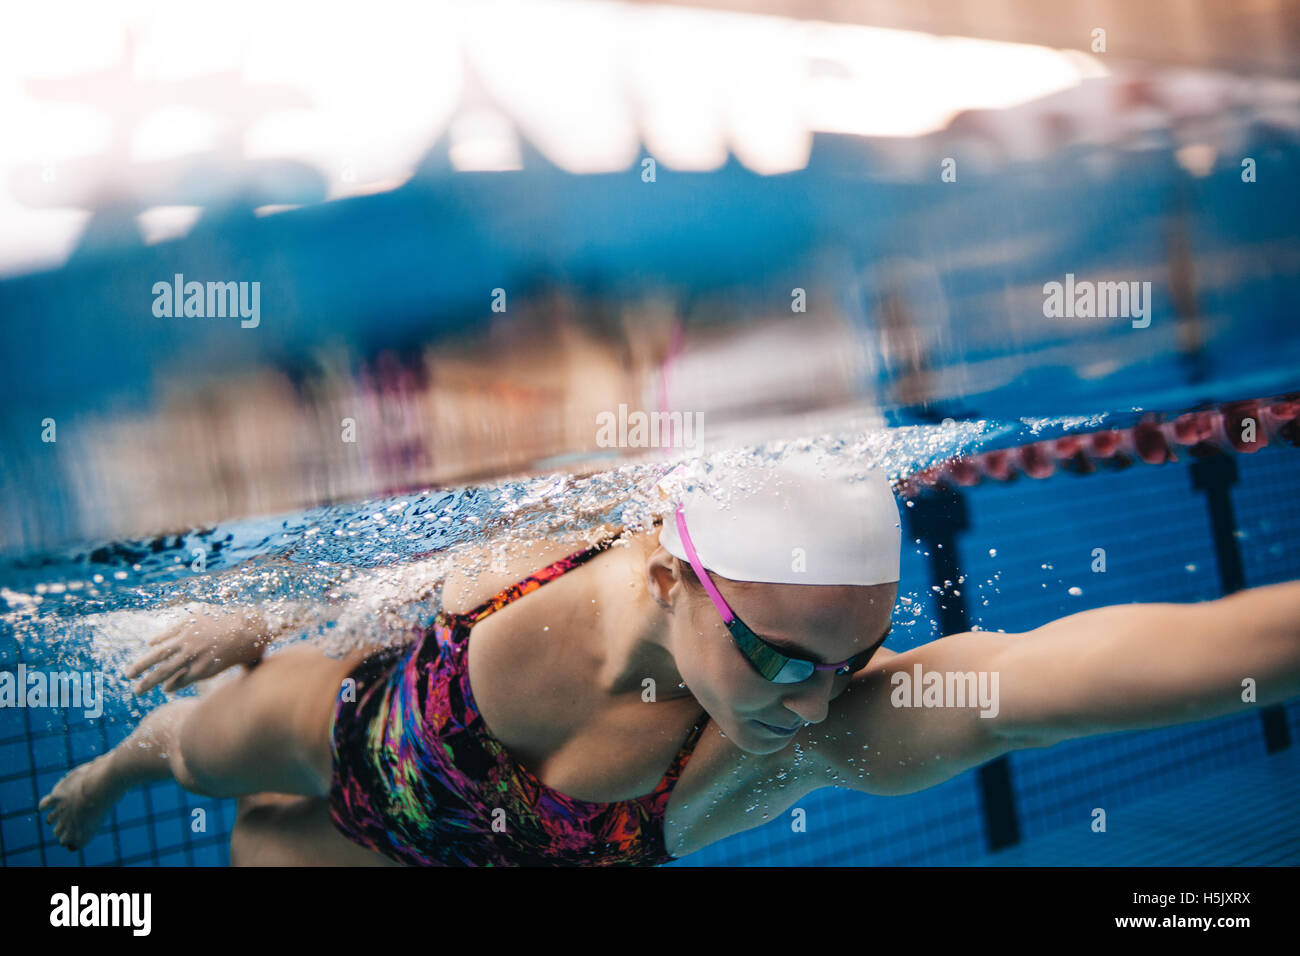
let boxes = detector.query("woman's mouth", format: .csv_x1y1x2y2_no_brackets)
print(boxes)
754,719,800,736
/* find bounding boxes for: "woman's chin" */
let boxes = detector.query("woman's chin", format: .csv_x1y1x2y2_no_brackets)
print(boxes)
733,721,798,754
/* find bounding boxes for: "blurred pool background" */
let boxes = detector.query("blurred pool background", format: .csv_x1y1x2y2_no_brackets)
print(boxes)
1,0,1298,865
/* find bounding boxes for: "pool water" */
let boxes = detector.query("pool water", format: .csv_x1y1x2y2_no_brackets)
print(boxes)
2,73,1298,867
2,420,1298,866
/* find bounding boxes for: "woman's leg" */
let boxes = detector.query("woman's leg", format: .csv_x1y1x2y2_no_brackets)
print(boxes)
230,794,401,866
42,645,363,850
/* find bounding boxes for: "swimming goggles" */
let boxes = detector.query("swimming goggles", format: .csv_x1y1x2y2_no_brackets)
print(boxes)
673,505,889,684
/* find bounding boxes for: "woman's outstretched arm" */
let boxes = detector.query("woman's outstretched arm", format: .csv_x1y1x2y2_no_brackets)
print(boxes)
816,580,1300,796
986,578,1300,746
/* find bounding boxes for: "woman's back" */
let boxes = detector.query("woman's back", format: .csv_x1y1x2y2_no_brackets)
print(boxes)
328,528,715,865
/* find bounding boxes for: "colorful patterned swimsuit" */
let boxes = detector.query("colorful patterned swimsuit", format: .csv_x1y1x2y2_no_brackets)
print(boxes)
328,534,710,866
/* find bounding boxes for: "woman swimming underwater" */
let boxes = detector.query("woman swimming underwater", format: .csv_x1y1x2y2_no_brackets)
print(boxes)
41,453,1300,865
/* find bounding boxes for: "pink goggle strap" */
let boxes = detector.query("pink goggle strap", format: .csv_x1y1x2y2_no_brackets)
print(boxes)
674,504,736,624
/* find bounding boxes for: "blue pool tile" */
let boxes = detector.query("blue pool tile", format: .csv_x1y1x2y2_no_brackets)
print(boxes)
2,810,40,849
191,843,228,867
0,739,33,771
147,783,181,813
115,790,148,824
81,832,119,866
0,706,26,736
150,813,189,848
44,842,82,866
0,776,33,809
31,734,68,767
115,823,153,858
68,728,103,761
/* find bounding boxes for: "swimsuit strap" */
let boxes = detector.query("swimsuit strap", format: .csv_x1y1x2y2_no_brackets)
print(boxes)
650,710,711,798
461,530,627,627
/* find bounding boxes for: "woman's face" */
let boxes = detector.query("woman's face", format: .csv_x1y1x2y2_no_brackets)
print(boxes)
664,556,897,755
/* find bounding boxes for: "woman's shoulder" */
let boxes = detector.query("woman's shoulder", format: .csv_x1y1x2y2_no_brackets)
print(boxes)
439,523,625,615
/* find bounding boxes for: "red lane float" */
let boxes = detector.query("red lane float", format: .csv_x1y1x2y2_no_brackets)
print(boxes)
896,394,1300,497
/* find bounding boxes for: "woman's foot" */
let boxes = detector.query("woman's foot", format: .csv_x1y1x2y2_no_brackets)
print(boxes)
39,754,125,851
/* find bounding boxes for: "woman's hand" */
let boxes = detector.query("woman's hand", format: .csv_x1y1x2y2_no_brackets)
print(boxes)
125,603,272,694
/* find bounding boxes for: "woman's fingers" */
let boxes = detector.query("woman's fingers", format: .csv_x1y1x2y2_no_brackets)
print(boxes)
131,650,193,695
125,639,184,679
144,620,187,646
160,665,193,694
133,663,178,696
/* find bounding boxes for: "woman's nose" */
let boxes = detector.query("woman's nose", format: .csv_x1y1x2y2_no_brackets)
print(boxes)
780,676,834,725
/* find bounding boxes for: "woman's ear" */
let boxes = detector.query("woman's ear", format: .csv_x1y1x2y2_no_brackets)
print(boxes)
646,546,681,609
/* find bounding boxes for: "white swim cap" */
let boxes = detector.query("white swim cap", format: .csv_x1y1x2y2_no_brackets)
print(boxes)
658,450,901,586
